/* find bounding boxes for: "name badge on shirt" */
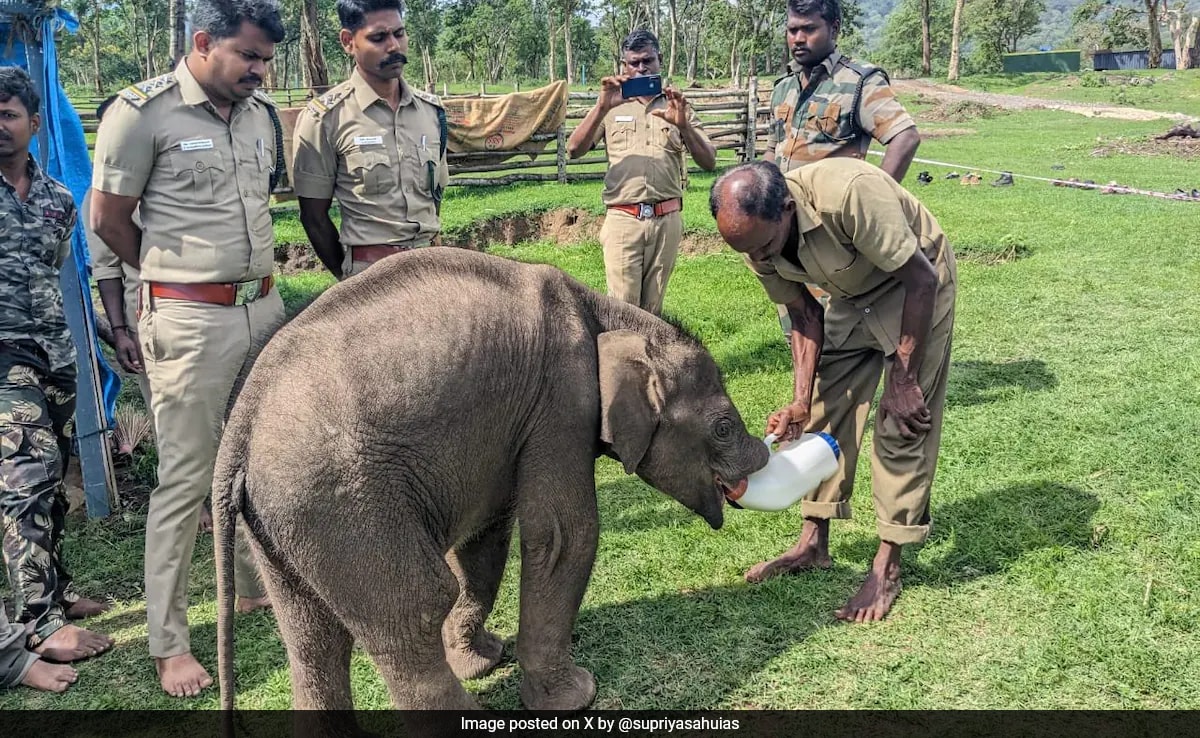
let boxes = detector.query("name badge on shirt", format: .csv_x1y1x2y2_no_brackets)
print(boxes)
179,138,214,151
614,115,635,122
354,135,385,147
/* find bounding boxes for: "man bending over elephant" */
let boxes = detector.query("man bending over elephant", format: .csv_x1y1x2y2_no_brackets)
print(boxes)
710,159,956,622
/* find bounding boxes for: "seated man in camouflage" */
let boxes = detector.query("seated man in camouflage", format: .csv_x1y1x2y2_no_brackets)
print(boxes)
0,66,114,665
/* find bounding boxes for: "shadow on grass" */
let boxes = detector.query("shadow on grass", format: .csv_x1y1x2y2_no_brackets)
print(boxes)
834,481,1100,586
945,359,1057,408
473,578,852,710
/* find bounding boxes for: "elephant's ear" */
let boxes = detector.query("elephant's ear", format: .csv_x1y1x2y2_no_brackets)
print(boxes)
598,330,663,475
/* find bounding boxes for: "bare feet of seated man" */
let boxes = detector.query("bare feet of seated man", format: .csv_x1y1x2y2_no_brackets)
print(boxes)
21,659,78,693
64,597,111,619
33,624,114,662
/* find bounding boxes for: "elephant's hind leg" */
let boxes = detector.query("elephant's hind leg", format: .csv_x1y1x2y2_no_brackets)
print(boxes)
257,551,354,710
443,516,514,680
336,538,480,710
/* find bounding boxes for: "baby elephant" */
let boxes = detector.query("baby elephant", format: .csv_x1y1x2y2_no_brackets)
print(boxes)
214,248,767,712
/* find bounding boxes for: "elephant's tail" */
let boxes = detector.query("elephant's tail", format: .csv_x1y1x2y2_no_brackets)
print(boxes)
214,449,247,713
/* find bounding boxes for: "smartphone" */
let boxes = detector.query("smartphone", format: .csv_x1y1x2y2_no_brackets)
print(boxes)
621,75,662,99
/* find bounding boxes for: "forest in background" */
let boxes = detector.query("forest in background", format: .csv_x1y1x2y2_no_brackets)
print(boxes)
57,0,1200,97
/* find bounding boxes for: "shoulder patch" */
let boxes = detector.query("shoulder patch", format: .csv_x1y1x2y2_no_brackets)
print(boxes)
253,89,277,107
118,72,178,107
411,88,444,109
305,82,353,118
838,57,888,83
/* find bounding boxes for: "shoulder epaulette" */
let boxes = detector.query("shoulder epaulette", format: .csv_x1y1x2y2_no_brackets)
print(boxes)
838,57,889,83
411,88,444,109
118,72,178,107
305,82,353,118
253,89,277,107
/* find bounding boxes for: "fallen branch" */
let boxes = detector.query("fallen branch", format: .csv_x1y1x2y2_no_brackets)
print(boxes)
1155,123,1200,140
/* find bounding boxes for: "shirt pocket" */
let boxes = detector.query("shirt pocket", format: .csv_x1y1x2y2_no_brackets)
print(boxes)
654,124,684,153
804,99,855,144
606,121,636,153
169,149,225,204
346,149,394,196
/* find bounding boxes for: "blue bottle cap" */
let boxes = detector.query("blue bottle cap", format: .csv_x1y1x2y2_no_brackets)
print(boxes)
815,432,840,459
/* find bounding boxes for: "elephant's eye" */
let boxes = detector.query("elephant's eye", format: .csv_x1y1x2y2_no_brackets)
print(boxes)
715,418,732,439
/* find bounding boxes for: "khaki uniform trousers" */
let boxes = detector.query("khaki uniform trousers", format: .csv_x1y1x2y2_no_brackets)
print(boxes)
0,603,36,688
802,298,955,545
138,287,284,658
599,210,683,316
120,273,153,413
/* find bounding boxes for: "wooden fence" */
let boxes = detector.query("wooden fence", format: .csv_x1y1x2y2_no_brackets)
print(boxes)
71,80,775,189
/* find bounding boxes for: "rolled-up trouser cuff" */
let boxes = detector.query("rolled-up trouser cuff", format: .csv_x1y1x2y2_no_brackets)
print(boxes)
877,519,931,545
1,650,39,688
800,499,852,520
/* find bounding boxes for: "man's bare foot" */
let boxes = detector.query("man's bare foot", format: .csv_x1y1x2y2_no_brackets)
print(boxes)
836,541,903,623
65,597,111,619
32,625,114,662
236,595,272,614
20,659,78,692
157,653,213,697
198,505,213,534
745,517,833,583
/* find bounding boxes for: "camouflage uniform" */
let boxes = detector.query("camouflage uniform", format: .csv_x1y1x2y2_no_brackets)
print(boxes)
0,156,81,649
766,51,916,173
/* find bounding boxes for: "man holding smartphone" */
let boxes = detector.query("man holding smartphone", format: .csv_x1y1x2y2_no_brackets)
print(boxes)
567,30,716,316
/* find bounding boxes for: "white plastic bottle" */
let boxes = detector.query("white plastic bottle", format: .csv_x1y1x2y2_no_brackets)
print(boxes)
726,432,841,512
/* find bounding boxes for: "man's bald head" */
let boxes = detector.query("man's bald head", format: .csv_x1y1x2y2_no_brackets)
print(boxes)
709,161,795,261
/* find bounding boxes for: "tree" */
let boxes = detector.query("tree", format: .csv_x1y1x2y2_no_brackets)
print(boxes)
1144,0,1164,65
948,0,965,80
877,0,954,75
299,0,329,90
169,0,186,65
921,0,933,74
965,0,1045,72
1165,3,1199,69
407,0,442,90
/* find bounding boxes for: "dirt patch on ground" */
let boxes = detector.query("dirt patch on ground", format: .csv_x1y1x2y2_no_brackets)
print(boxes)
914,96,1007,123
894,79,1194,123
919,127,978,139
275,208,728,274
1088,136,1200,160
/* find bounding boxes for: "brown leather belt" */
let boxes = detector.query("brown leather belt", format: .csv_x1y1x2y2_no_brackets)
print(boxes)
351,244,413,264
608,197,682,220
148,276,274,307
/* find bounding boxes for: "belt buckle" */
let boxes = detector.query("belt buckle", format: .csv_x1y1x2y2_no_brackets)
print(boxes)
234,279,263,306
638,203,655,220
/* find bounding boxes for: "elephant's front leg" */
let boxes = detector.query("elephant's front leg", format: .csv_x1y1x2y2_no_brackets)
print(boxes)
515,461,600,712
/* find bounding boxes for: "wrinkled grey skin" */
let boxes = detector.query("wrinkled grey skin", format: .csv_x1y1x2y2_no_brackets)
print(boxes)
214,248,768,713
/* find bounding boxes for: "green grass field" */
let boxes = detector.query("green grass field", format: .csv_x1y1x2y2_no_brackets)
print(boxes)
3,97,1199,710
954,69,1200,118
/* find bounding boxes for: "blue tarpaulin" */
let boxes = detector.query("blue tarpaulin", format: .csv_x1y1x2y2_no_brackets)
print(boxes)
1,5,121,428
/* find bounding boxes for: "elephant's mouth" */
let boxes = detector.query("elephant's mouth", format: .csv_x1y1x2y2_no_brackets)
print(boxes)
716,475,749,508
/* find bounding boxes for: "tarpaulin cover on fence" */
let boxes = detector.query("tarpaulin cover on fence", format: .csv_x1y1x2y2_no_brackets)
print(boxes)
0,3,120,427
443,80,568,160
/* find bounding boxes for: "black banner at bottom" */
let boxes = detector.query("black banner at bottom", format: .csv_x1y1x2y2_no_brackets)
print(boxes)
0,710,1192,738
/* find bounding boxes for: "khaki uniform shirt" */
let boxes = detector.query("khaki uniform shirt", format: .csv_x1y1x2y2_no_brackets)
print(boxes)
594,95,708,207
766,51,915,173
748,158,956,355
83,189,140,285
91,58,278,284
291,70,449,270
0,157,78,370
